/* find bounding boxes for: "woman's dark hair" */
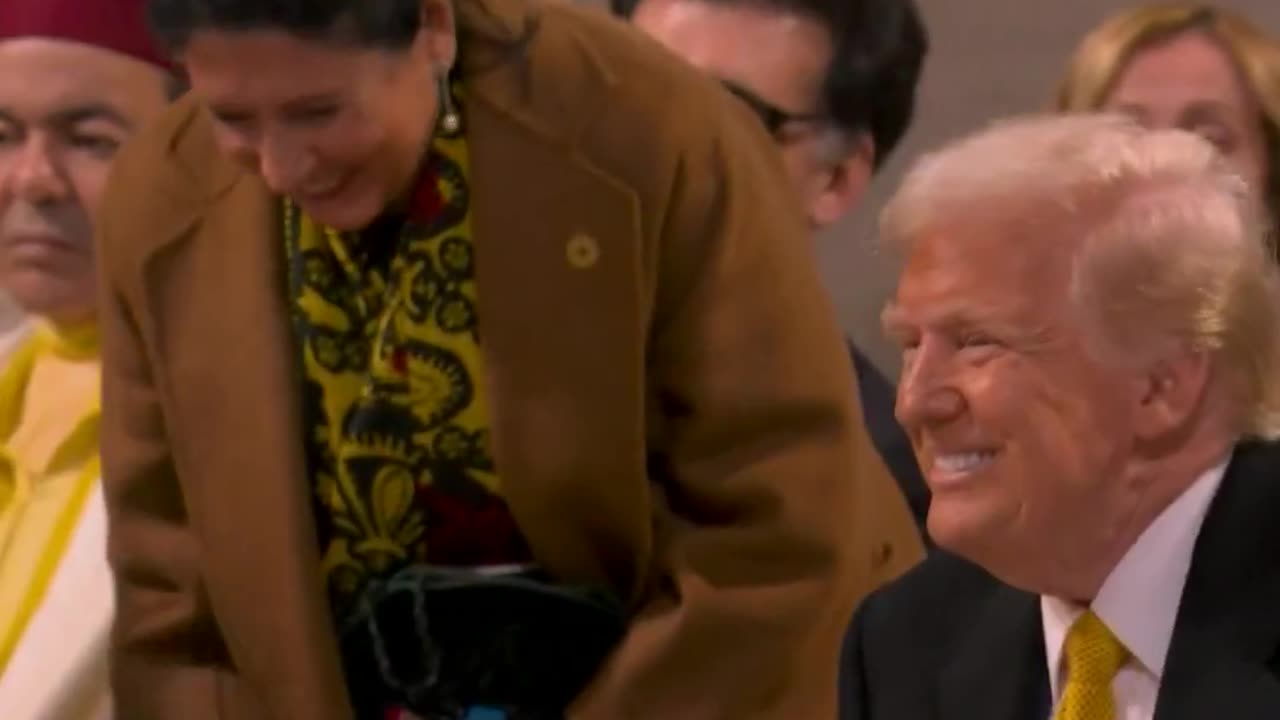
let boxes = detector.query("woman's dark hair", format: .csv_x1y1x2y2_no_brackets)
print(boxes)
145,0,424,53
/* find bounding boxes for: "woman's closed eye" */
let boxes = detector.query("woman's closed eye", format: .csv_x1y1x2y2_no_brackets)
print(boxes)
284,104,340,127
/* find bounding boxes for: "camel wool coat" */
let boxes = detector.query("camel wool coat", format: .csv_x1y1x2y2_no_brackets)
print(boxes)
94,0,924,717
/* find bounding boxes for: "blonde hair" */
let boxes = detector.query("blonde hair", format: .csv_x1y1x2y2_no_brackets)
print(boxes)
1055,3,1280,224
881,113,1280,439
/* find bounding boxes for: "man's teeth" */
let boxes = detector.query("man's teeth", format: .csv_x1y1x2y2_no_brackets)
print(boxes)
934,451,995,473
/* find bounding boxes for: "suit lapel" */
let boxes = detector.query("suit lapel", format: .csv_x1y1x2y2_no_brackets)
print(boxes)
938,584,1049,720
1156,442,1280,720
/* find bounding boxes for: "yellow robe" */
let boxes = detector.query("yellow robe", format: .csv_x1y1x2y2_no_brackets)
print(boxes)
0,324,105,718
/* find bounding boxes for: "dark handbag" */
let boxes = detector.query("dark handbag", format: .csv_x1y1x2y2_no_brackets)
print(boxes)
339,565,626,720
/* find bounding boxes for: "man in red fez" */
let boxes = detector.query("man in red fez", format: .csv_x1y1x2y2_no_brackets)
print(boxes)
0,0,171,716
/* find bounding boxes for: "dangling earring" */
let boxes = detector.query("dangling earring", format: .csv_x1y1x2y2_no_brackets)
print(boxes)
438,73,461,134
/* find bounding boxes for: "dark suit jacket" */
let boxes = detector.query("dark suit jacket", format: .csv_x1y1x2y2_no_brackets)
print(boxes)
849,343,930,540
840,440,1280,720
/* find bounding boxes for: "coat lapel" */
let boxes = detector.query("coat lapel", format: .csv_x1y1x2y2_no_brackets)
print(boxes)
938,584,1049,720
1156,442,1280,720
137,151,349,716
459,16,656,603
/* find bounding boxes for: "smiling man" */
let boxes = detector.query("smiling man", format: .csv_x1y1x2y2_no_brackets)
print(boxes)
841,114,1280,719
0,0,170,716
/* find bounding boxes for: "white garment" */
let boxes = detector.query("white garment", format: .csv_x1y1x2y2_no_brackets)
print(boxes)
0,320,26,363
1040,459,1228,720
0,481,113,719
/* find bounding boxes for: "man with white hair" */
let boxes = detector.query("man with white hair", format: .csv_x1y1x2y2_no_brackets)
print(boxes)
840,113,1280,720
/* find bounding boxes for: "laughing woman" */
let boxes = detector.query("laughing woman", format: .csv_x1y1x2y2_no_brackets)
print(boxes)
94,0,923,717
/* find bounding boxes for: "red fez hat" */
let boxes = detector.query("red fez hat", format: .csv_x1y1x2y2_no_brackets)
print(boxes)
0,0,170,69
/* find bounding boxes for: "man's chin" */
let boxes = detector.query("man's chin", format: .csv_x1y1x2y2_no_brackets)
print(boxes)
926,501,1008,561
2,276,94,322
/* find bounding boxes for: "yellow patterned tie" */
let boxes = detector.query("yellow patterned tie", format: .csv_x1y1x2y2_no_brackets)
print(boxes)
1053,610,1130,720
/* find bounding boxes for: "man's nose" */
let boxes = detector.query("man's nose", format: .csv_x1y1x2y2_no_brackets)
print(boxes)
1,135,71,203
895,341,965,430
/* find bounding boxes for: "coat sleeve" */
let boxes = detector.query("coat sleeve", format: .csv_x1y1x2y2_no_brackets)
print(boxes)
95,166,230,720
568,89,924,719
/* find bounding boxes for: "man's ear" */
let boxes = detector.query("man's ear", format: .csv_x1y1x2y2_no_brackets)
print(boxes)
1132,350,1212,441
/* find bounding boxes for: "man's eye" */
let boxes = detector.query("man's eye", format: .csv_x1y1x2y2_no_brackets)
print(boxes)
70,134,120,155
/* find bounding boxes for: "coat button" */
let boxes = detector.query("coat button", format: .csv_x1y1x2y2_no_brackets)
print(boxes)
566,233,600,269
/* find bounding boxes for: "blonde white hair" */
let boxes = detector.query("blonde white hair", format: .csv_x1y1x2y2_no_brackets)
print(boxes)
881,112,1280,439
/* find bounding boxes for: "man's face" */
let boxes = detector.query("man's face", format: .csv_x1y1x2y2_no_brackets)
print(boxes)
0,38,167,324
632,0,870,227
883,219,1144,591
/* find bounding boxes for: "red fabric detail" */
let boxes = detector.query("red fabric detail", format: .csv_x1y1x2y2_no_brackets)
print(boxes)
408,158,444,224
416,485,533,567
0,0,170,69
390,348,409,375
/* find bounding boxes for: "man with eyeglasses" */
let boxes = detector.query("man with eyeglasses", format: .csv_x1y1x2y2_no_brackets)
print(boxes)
615,0,932,537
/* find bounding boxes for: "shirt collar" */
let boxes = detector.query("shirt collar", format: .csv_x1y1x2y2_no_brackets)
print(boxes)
1041,456,1229,697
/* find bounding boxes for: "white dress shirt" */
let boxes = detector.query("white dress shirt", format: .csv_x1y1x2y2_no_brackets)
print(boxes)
1041,459,1229,720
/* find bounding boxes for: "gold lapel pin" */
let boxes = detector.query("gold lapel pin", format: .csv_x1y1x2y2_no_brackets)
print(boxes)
566,233,601,269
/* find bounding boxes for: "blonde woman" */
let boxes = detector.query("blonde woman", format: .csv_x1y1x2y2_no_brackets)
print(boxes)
1057,3,1280,224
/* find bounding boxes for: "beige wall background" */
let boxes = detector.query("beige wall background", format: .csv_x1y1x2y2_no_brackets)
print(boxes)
578,0,1280,376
